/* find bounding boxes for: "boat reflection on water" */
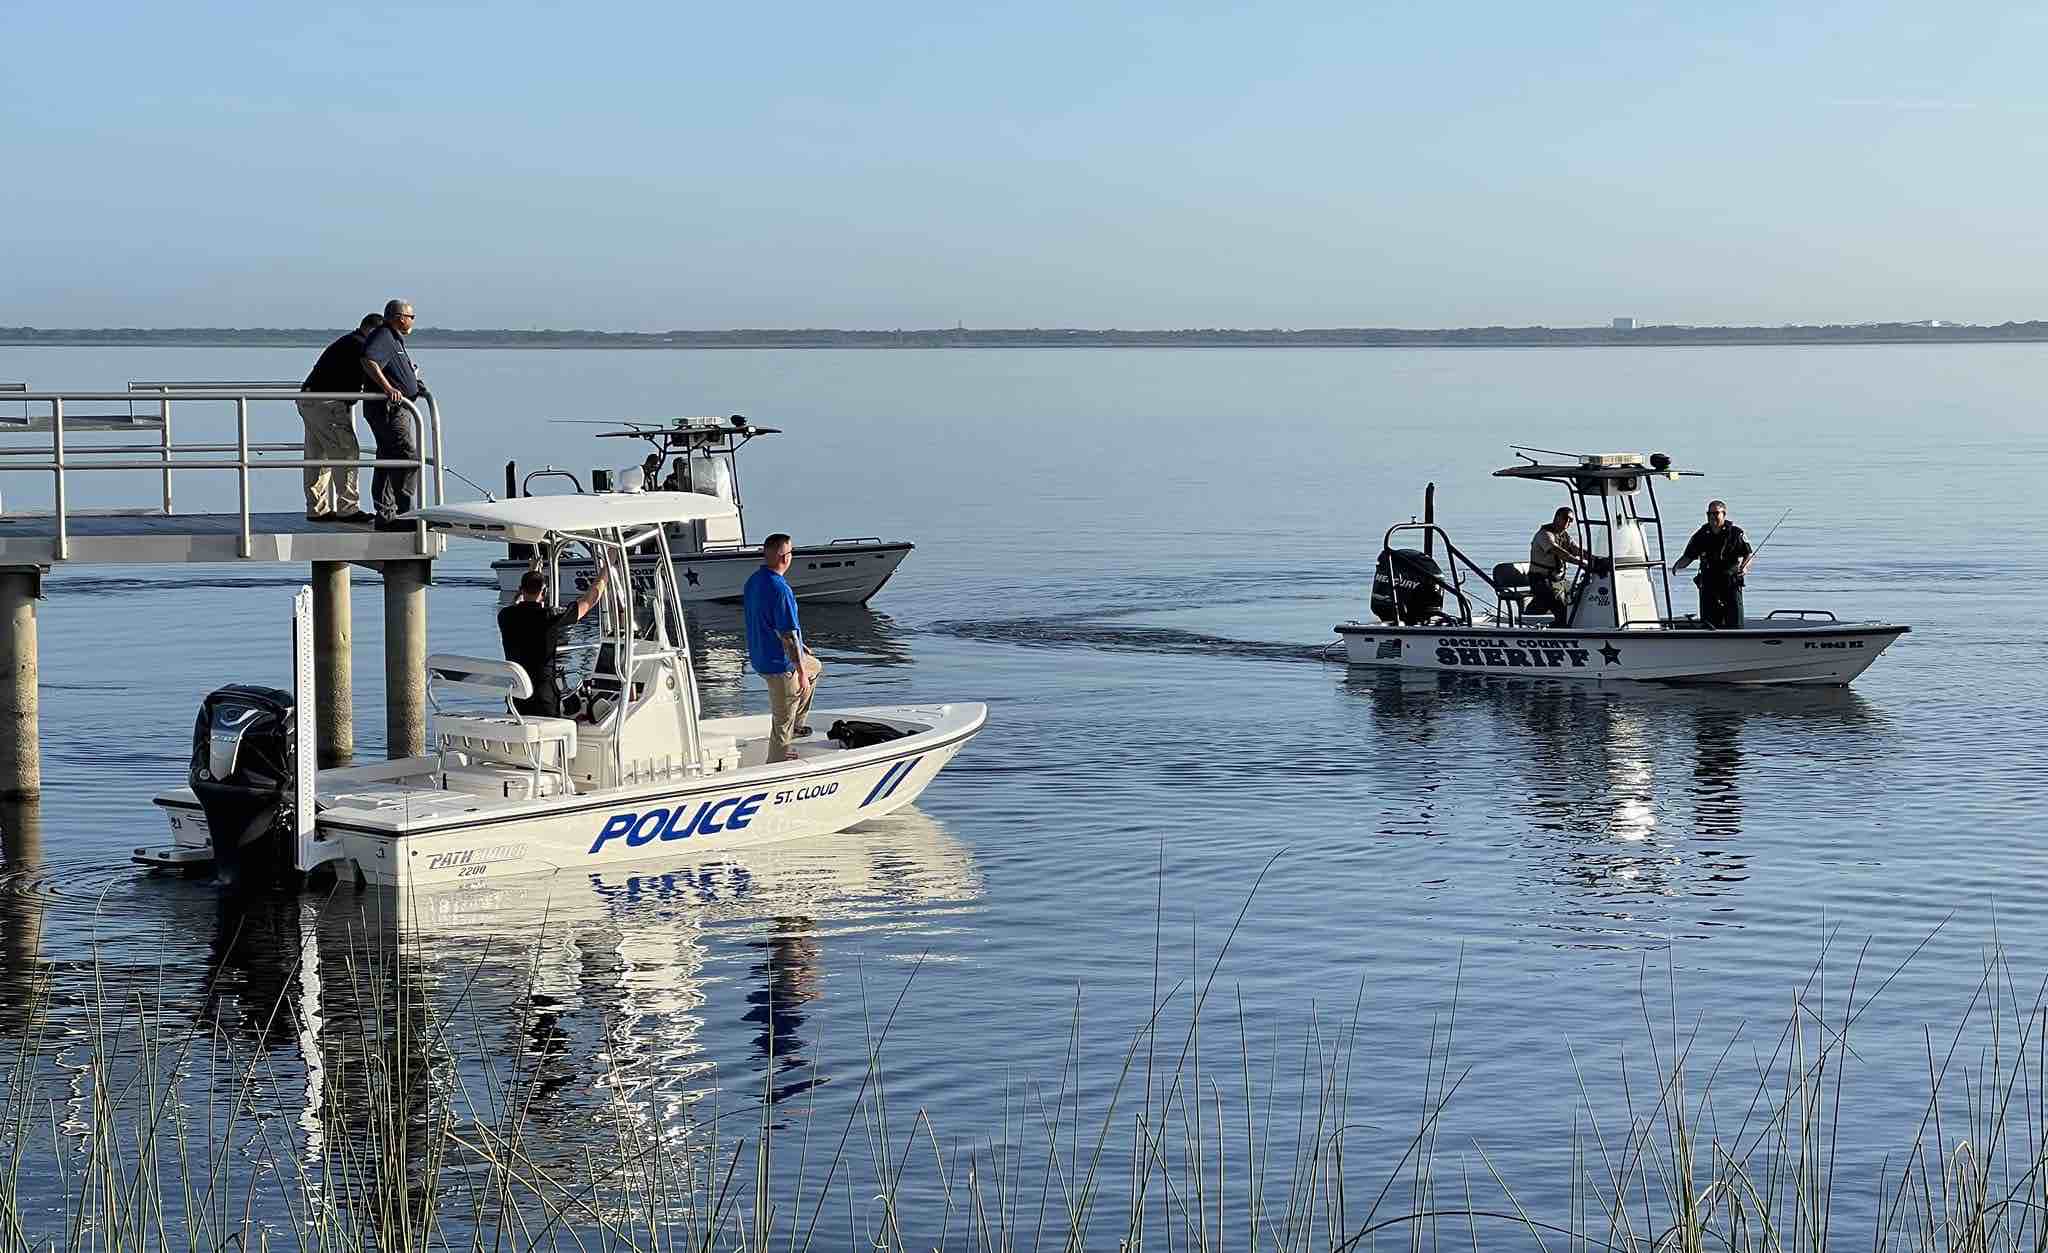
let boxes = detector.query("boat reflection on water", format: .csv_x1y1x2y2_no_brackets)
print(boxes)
1692,706,1744,840
322,805,977,1143
0,806,978,1213
1343,670,1893,933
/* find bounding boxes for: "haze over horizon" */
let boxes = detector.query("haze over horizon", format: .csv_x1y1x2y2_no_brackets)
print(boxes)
5,1,2038,332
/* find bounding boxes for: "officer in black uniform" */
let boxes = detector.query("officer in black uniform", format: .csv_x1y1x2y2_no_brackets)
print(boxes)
498,565,609,717
1672,499,1753,629
360,299,425,529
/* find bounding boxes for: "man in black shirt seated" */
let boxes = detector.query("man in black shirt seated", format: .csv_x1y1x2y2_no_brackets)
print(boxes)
497,565,609,717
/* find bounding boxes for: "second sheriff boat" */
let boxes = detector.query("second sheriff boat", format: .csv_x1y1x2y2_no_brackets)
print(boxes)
498,415,914,605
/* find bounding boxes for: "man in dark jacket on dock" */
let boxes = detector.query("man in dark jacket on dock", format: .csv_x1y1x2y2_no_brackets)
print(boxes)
297,314,380,523
360,299,425,529
1672,500,1753,629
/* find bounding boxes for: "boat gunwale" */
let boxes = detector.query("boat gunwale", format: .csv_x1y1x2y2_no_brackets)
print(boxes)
153,708,986,838
491,538,916,568
1334,621,1911,639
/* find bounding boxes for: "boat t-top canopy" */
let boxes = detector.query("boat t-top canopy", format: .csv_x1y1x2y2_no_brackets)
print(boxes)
1493,449,1703,485
585,415,784,444
410,492,740,543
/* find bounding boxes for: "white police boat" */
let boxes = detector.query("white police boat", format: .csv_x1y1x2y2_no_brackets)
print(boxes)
140,491,983,890
494,416,913,605
1335,451,1909,685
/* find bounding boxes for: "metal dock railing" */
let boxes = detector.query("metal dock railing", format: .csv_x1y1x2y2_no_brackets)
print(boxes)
0,386,447,561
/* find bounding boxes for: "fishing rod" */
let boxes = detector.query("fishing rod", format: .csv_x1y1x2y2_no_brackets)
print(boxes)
1749,507,1793,559
1666,506,1789,576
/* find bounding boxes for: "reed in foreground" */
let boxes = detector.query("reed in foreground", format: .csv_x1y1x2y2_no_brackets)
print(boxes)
0,887,2039,1252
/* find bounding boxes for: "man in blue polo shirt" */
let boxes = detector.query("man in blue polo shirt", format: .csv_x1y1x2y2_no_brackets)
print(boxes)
743,533,823,762
359,298,425,529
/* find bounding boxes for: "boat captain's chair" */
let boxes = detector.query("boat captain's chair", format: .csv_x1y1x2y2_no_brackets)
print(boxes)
426,654,579,797
1491,562,1533,626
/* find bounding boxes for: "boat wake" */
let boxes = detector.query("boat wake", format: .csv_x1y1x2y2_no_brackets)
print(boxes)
929,613,1332,664
926,568,1351,664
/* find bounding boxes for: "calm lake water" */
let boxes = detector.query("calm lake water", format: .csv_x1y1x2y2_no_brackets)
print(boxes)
1,343,2044,1245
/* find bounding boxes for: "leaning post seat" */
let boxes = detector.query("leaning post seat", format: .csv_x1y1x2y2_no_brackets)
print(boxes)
425,654,579,789
1491,562,1533,625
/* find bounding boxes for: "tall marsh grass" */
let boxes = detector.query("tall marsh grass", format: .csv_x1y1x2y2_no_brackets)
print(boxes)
1,880,2044,1252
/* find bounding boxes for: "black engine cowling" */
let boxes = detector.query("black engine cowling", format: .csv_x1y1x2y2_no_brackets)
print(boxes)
1371,549,1446,625
189,684,298,892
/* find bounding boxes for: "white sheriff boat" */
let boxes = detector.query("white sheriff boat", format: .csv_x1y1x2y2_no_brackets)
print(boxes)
494,416,913,605
140,491,983,890
1335,451,1909,685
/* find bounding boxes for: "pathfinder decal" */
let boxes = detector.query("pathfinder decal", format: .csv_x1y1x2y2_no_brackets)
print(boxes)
425,842,531,879
1434,637,1592,670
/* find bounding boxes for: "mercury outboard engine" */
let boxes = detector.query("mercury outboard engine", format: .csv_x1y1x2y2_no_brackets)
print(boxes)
1371,548,1446,625
189,684,298,892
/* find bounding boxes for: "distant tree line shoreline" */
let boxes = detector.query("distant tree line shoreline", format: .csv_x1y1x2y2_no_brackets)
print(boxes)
5,323,2048,349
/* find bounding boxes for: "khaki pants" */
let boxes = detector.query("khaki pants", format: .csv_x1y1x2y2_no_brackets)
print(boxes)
1527,573,1569,627
297,398,361,515
764,654,823,761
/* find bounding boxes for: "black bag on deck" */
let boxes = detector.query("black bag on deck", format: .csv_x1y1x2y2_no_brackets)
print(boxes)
829,719,908,749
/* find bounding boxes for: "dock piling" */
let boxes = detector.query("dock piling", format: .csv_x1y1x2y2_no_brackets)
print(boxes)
313,561,353,767
0,568,41,802
382,560,429,758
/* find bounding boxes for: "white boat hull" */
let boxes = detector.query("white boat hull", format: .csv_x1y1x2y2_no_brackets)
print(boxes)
491,541,911,606
1336,620,1907,685
150,703,983,888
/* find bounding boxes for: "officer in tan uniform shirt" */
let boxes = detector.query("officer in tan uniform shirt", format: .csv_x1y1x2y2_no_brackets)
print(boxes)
1527,506,1589,626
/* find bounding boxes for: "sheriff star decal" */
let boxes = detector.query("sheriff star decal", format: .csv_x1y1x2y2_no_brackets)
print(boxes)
1599,642,1623,665
683,568,700,586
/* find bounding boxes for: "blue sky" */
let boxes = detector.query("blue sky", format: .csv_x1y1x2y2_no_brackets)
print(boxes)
3,1,2040,329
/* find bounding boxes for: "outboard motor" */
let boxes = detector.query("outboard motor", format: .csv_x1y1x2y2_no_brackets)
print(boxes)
1370,548,1446,625
189,685,298,892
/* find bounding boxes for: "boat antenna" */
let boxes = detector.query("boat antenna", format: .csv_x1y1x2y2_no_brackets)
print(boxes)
1508,444,1578,462
441,464,498,502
